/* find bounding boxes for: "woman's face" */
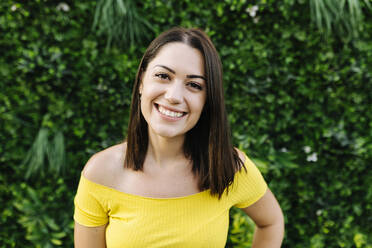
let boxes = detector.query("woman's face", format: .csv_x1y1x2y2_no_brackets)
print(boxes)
140,42,206,139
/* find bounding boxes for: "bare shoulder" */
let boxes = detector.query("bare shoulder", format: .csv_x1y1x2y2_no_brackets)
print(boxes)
82,142,127,186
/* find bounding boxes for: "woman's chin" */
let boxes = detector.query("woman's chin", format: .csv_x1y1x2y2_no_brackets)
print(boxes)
157,132,184,139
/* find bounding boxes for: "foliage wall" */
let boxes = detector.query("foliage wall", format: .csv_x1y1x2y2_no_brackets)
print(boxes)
1,0,371,247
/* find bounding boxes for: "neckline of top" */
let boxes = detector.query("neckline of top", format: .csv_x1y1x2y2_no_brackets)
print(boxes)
80,172,210,201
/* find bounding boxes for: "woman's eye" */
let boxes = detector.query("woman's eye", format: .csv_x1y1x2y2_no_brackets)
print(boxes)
188,82,203,90
155,73,170,80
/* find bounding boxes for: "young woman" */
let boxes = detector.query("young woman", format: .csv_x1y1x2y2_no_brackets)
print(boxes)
74,27,284,247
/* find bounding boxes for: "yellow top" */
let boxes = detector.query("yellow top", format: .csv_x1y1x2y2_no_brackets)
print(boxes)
74,154,267,248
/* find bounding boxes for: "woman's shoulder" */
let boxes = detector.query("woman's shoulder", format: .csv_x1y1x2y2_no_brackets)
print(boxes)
82,142,127,187
234,147,247,170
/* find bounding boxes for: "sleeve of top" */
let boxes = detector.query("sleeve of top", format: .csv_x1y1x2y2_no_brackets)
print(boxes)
73,174,109,227
231,153,268,208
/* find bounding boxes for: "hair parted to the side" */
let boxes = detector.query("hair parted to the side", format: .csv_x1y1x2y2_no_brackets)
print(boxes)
125,27,245,199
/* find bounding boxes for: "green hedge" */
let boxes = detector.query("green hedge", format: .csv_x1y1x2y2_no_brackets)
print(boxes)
1,0,371,247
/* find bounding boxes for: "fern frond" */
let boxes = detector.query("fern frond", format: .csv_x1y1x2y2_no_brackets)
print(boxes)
310,0,370,41
22,128,49,179
92,0,153,50
22,128,66,180
46,131,66,176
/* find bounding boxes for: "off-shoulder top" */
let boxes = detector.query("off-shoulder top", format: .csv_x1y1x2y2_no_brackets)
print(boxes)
74,153,267,248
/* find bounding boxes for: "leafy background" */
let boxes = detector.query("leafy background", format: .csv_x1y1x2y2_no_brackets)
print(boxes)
1,0,371,247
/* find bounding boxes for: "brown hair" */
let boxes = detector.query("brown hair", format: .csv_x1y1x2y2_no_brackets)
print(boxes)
125,27,244,198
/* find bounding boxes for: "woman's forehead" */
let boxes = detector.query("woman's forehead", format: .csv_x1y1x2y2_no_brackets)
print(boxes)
147,42,205,76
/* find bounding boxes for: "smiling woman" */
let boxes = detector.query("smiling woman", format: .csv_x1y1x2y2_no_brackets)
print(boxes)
73,27,284,247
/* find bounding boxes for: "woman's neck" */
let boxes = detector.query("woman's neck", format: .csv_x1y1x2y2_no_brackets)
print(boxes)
147,131,186,167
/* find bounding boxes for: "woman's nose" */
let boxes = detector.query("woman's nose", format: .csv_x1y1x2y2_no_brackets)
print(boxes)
164,81,183,104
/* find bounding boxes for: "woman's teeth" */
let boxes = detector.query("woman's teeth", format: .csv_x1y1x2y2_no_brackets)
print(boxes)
158,105,183,118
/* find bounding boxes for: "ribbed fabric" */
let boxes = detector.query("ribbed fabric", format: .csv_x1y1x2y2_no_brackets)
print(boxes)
73,154,267,248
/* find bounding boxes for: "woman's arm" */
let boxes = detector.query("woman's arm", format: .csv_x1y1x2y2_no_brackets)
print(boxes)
242,188,284,248
74,222,107,248
74,145,120,247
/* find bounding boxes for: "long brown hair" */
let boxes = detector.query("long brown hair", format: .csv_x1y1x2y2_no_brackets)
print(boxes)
125,27,244,198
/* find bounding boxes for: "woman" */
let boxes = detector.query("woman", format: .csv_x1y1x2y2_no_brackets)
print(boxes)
74,27,284,247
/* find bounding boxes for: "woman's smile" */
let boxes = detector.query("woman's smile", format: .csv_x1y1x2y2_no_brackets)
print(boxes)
155,103,187,121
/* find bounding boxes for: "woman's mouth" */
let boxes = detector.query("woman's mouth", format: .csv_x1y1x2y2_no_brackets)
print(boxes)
155,104,187,118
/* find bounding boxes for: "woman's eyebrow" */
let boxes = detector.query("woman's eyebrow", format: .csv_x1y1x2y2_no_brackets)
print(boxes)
154,65,206,81
154,65,175,74
187,75,206,81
